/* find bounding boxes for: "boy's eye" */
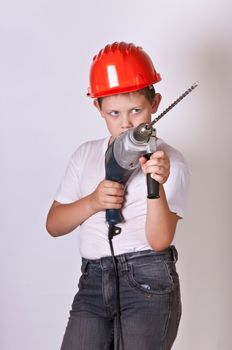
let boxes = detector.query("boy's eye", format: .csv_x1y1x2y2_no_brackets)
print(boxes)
131,108,141,114
109,111,119,117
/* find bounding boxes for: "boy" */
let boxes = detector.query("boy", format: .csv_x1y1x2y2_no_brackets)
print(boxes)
46,42,189,350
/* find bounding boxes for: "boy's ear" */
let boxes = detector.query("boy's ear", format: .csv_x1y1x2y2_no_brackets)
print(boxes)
151,93,162,114
93,99,100,110
93,99,105,119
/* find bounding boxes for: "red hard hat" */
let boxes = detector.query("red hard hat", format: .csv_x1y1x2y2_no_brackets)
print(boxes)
87,42,161,98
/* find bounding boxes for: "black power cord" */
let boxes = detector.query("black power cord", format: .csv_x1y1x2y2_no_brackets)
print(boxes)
108,224,124,350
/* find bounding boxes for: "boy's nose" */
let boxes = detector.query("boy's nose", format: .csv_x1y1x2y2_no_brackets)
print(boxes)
121,115,133,129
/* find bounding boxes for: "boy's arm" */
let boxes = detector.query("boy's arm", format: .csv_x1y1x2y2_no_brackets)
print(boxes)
46,180,124,237
145,185,180,251
140,151,180,251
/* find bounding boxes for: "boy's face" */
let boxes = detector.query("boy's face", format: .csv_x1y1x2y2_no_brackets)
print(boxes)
94,91,161,140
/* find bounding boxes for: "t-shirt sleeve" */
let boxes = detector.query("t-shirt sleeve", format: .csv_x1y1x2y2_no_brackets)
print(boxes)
54,154,81,204
164,161,190,218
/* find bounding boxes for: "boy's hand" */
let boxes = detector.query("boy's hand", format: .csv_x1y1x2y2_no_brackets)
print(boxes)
139,151,170,184
90,180,125,212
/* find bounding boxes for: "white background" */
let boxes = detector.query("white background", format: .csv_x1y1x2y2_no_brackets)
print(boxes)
1,1,232,349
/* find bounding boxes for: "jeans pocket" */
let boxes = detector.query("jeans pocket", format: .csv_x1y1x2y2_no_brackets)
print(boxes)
127,260,174,295
164,261,182,328
164,261,179,285
162,261,182,345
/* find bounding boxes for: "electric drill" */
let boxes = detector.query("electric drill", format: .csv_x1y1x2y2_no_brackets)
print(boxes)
105,82,199,230
105,123,159,226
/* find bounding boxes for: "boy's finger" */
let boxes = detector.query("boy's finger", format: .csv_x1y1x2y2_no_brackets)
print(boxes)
151,151,166,159
104,180,124,189
139,156,147,165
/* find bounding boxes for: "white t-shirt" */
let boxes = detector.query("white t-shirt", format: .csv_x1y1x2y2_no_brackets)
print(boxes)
54,137,190,259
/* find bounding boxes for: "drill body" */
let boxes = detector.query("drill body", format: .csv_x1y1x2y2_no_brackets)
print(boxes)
105,123,159,226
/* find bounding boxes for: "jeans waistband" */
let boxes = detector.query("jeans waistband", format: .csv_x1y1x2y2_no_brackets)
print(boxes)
81,246,178,272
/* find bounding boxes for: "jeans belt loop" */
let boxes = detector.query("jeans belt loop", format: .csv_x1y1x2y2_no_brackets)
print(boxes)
170,245,178,263
117,254,128,272
81,258,89,275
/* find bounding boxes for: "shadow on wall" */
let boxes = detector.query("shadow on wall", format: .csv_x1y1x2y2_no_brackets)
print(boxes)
189,38,231,152
175,37,232,349
187,37,232,218
181,35,232,255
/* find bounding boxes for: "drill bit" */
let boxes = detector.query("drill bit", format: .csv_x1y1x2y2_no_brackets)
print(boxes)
150,81,199,127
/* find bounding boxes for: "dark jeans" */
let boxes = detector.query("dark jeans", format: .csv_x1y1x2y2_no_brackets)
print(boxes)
60,246,181,350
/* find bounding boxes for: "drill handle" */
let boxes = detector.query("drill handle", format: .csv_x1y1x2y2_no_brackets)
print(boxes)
106,209,124,226
105,142,134,226
144,153,160,199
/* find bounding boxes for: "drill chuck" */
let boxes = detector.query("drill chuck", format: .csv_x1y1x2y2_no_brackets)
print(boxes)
130,123,153,143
